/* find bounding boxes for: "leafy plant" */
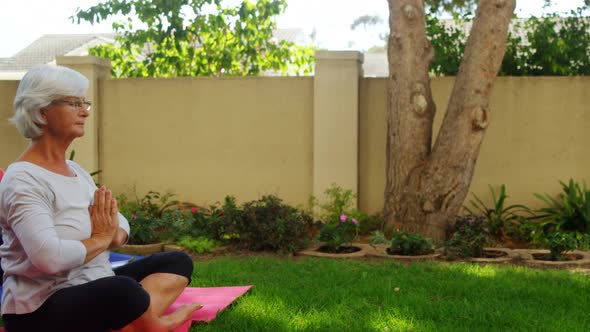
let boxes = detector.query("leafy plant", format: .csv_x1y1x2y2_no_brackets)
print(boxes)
445,215,489,258
359,213,385,235
368,230,389,245
178,236,221,254
118,190,180,244
500,6,590,76
426,13,468,76
464,184,533,242
74,0,314,77
160,207,198,242
312,184,376,235
235,195,314,253
388,230,434,256
534,179,590,239
186,196,243,242
316,184,356,222
545,232,578,261
318,214,359,251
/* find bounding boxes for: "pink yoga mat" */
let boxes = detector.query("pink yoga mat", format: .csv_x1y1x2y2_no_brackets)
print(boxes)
0,286,252,332
169,285,253,332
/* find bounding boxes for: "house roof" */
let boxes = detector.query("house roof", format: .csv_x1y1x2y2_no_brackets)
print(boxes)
0,34,115,72
0,29,309,76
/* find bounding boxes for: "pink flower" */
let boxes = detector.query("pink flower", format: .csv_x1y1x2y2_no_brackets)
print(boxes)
340,214,347,222
352,218,358,225
132,214,137,220
191,207,198,213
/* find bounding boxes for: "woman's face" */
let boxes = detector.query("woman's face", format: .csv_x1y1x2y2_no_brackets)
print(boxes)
41,96,91,140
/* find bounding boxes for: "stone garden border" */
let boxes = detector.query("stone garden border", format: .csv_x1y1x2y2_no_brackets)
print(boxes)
465,247,514,263
511,249,590,268
365,244,442,261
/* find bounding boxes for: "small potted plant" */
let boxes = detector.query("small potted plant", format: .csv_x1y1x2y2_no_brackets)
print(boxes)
445,215,512,262
513,231,590,267
299,214,367,258
367,230,440,261
533,232,580,262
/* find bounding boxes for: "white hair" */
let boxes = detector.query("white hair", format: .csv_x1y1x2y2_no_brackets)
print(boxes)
10,65,89,139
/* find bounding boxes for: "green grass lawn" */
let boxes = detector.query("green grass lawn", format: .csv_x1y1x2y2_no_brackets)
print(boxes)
189,256,590,331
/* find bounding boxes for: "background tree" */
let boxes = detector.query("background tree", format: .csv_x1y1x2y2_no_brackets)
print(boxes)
501,7,590,75
353,3,590,76
383,0,515,239
74,0,314,77
427,0,477,14
350,0,474,53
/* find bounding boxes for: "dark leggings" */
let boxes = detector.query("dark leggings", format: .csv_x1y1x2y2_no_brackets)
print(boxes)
2,251,193,332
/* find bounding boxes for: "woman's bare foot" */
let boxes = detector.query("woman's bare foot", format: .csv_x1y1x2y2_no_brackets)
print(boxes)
161,303,203,331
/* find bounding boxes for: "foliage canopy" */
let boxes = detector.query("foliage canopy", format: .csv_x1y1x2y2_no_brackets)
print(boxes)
74,0,314,77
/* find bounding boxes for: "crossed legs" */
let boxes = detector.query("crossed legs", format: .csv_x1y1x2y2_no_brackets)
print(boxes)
2,251,200,332
114,251,202,332
115,273,202,332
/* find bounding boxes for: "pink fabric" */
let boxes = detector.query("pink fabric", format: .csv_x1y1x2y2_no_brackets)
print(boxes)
169,285,253,332
0,286,251,332
0,168,4,183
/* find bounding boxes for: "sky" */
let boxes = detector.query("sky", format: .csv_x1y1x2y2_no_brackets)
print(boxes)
0,0,587,57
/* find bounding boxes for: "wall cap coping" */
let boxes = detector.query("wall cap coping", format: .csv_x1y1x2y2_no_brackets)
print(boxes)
56,56,112,69
315,50,364,63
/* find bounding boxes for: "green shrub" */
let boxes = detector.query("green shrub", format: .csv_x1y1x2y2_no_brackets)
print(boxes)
368,230,389,245
178,236,221,254
388,230,433,256
359,213,385,235
186,196,243,242
464,184,533,242
504,218,535,244
160,206,211,243
534,179,590,237
320,185,354,220
312,184,377,235
118,190,179,244
545,232,578,261
318,214,360,251
445,215,489,258
235,195,314,253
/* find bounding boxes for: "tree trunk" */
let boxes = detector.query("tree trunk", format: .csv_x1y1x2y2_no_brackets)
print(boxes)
384,0,516,241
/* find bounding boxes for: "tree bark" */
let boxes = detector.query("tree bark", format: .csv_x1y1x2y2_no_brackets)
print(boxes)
384,0,516,241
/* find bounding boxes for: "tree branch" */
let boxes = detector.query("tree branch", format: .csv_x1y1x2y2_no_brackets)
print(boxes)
430,0,515,177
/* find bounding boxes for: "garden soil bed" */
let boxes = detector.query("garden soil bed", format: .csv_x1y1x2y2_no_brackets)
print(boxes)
297,243,370,258
366,244,441,261
465,248,513,263
511,249,590,269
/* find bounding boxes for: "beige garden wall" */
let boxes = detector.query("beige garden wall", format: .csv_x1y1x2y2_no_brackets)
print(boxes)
1,58,588,216
99,77,314,207
359,77,590,214
0,81,28,168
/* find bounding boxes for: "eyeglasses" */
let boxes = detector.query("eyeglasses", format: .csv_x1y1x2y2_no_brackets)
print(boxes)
50,99,92,111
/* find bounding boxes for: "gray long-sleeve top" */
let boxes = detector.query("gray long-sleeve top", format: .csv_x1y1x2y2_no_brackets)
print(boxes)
0,160,130,314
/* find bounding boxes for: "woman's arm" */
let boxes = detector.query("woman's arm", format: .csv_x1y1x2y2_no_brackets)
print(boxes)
6,178,87,274
110,227,129,248
110,211,130,248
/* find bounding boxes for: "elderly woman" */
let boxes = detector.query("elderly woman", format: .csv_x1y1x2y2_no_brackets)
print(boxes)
0,65,201,332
